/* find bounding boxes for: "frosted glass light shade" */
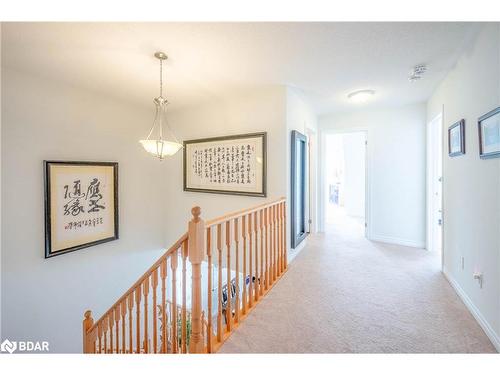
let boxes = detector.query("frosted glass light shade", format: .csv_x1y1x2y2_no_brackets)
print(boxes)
347,89,375,103
140,139,183,159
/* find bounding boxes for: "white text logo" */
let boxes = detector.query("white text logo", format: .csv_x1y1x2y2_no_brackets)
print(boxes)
0,339,49,353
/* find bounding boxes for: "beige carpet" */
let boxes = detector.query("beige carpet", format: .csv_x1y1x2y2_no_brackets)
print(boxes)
219,212,496,353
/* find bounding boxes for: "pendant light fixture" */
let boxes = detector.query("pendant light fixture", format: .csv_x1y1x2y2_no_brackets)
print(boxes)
140,52,183,160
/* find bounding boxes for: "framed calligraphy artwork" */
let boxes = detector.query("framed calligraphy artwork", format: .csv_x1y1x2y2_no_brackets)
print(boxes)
183,132,267,197
44,161,119,258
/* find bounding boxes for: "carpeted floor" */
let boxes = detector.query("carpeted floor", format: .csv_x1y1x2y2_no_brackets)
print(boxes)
219,211,496,353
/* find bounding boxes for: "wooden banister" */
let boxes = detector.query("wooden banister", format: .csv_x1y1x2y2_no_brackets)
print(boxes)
87,233,188,335
206,197,286,227
82,310,95,353
83,198,287,354
188,206,205,353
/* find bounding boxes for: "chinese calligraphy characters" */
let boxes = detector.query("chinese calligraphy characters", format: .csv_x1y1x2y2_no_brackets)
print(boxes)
45,161,118,258
191,143,256,186
63,178,105,216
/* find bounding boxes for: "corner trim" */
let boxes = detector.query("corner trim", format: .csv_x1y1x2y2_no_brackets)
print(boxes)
443,268,500,352
369,234,425,249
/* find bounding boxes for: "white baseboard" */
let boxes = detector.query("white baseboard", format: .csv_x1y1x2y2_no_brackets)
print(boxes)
287,237,307,263
369,234,425,249
443,268,500,352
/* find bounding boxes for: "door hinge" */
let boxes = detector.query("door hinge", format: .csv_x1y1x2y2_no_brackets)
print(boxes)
365,222,368,227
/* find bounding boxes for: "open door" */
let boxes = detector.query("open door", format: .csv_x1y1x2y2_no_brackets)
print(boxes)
323,131,367,234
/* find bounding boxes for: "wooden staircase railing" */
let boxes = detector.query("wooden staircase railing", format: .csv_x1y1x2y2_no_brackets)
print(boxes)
83,197,287,353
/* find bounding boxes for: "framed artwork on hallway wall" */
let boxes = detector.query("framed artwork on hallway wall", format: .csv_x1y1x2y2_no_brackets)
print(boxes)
478,106,500,159
44,161,119,258
183,132,267,197
448,119,465,157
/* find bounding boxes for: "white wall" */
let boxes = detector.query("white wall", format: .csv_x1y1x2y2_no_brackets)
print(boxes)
427,23,500,350
342,132,366,217
319,103,427,248
1,68,169,352
162,86,288,242
161,85,318,260
0,22,3,342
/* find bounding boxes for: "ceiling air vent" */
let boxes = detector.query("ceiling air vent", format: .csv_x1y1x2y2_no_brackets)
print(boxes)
408,64,427,82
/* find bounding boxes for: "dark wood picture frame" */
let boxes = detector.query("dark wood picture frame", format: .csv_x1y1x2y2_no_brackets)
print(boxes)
44,161,119,258
183,132,267,197
291,130,308,249
478,106,500,159
448,119,465,157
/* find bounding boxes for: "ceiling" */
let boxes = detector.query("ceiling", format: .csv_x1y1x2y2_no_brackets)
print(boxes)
2,22,481,115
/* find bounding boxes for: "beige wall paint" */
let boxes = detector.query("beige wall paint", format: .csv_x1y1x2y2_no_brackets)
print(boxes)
427,23,500,350
1,68,169,352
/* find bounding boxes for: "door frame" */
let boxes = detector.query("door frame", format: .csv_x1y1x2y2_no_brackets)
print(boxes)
426,113,444,262
319,128,370,237
306,127,317,234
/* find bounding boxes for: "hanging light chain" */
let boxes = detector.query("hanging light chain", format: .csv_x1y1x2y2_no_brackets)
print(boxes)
159,57,163,98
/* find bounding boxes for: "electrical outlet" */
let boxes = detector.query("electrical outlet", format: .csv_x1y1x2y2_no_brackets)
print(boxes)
473,273,483,288
461,256,465,270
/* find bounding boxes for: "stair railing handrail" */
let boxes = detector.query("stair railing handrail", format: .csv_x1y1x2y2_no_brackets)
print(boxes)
86,232,187,334
206,197,286,227
83,197,287,354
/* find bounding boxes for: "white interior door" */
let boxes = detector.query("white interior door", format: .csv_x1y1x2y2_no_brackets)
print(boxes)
427,114,443,254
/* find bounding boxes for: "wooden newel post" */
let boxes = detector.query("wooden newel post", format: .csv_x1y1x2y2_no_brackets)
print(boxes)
188,206,206,353
82,310,95,353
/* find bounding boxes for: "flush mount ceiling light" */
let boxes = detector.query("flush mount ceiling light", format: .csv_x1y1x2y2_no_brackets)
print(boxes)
408,63,427,82
140,52,183,160
347,89,376,103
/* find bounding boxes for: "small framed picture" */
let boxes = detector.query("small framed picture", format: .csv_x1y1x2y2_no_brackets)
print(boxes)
448,119,465,157
478,107,500,159
44,161,119,258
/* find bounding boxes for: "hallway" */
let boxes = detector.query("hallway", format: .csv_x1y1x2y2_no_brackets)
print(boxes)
219,214,496,353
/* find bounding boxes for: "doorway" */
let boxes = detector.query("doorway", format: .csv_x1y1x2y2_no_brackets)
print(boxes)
324,131,367,234
426,114,444,259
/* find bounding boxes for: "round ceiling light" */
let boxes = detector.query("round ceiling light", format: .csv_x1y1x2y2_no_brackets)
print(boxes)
347,89,376,103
